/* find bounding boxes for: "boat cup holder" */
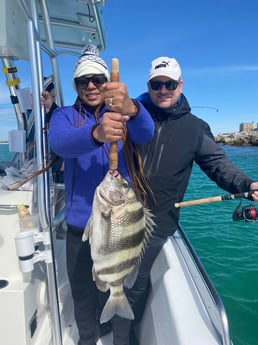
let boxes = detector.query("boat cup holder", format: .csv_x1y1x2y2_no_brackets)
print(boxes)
15,229,52,273
0,279,9,289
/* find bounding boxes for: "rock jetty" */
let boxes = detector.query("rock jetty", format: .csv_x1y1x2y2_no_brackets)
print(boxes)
214,132,258,146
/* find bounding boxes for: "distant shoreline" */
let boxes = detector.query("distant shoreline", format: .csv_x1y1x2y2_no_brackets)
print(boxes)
0,142,8,144
215,132,258,146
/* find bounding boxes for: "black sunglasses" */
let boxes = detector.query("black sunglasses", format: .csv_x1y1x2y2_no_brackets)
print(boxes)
75,75,107,89
150,80,179,91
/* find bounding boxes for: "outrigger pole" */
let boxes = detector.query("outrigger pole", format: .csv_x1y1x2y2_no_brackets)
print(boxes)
174,190,258,208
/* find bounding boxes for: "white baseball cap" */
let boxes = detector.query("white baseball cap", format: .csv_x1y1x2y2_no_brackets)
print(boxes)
148,57,182,81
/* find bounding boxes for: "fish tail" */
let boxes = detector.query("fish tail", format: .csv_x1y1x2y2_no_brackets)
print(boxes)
100,292,134,324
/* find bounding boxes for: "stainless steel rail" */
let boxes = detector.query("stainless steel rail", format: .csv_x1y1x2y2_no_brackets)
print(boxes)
0,204,29,210
18,1,63,344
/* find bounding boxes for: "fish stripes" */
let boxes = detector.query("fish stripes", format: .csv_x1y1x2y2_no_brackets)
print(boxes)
96,257,139,276
98,227,145,254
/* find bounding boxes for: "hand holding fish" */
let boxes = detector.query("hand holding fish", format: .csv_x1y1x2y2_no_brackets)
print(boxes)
92,111,129,143
103,81,138,117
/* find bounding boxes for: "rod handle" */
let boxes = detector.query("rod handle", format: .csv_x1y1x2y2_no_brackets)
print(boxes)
175,195,222,208
109,58,119,171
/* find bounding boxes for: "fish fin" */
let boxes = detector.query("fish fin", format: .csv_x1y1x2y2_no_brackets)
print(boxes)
94,271,109,292
100,292,134,324
138,207,156,260
124,266,139,289
101,206,112,218
144,207,156,236
82,217,92,242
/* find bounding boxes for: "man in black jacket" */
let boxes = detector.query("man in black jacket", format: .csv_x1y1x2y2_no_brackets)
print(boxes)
119,56,258,345
137,56,258,237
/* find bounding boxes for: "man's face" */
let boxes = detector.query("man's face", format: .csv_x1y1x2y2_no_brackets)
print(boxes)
148,76,183,109
75,74,107,108
49,89,56,102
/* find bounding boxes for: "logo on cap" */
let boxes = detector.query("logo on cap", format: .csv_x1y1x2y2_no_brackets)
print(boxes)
155,60,170,70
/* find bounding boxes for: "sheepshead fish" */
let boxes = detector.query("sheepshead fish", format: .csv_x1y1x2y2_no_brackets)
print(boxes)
82,169,155,323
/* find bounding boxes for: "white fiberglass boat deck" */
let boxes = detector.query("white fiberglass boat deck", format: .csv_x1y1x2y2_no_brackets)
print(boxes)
0,1,232,344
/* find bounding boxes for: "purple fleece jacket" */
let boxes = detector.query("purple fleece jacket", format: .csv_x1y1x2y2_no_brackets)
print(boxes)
48,102,154,231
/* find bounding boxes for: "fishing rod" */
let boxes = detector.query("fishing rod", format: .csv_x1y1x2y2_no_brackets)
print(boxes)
175,190,258,208
192,106,219,112
174,190,258,222
109,58,119,171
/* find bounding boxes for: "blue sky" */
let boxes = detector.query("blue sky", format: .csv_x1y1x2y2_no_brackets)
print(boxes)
1,0,258,140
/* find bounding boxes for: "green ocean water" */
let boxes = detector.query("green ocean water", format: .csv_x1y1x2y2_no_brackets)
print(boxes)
1,143,257,344
180,145,258,345
0,143,14,161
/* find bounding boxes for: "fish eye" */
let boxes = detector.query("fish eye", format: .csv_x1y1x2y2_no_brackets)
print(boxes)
122,181,129,188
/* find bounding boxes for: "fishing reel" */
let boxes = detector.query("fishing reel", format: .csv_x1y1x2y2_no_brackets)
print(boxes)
232,200,257,222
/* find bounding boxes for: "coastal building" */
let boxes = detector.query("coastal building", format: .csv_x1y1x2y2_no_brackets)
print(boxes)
239,121,257,132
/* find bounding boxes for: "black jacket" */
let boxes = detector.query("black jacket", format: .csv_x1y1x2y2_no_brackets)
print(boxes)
137,93,254,235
